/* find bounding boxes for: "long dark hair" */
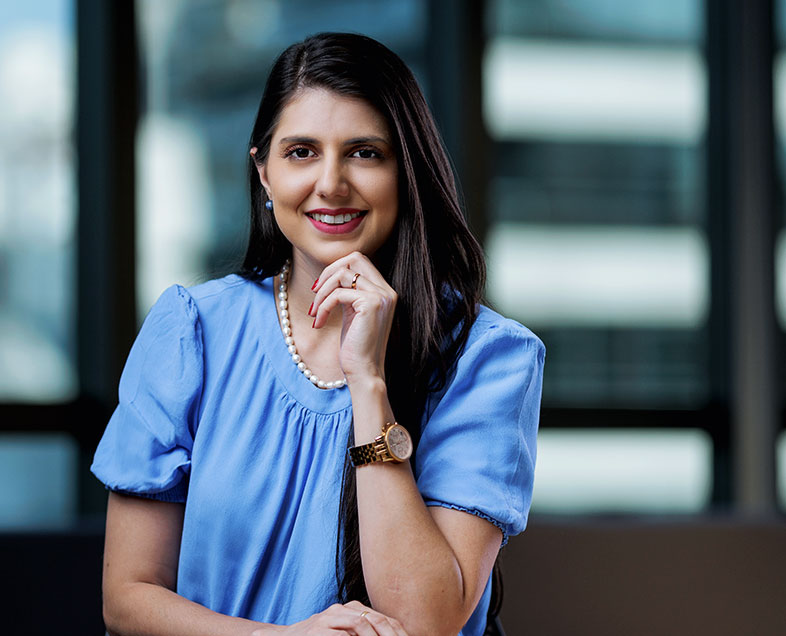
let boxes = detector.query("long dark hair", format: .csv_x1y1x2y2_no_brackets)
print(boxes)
240,32,488,612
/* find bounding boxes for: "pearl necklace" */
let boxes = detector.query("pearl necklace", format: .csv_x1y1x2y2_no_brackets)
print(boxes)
278,261,347,390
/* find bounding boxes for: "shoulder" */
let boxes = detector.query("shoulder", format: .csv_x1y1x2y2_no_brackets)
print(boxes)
462,304,545,361
139,275,273,343
186,273,261,303
177,273,272,321
143,274,257,324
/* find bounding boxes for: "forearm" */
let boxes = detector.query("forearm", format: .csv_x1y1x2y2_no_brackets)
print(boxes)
103,581,281,636
349,378,468,636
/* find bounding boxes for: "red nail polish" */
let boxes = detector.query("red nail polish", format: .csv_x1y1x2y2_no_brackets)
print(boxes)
308,302,313,315
312,318,316,328
311,279,318,291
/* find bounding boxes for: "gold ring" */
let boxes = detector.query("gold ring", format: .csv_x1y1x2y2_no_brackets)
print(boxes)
351,272,361,289
360,610,370,618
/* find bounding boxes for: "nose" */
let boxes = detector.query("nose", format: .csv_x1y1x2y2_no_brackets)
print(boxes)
315,154,350,199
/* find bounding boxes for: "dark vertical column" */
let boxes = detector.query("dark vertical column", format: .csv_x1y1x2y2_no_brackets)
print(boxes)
426,0,489,244
707,0,778,512
76,0,139,513
706,0,733,507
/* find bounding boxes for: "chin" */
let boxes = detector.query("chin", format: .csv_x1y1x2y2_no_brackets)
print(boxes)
322,241,381,262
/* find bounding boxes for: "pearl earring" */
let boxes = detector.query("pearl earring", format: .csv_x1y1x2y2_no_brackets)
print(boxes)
265,199,273,212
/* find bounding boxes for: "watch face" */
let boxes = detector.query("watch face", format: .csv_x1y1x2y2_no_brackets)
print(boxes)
386,424,413,461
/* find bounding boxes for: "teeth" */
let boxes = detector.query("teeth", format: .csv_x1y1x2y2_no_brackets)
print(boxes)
312,211,362,224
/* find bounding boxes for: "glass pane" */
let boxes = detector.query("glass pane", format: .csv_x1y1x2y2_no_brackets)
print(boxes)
135,0,427,316
484,39,705,143
0,1,76,400
487,225,707,327
0,433,78,529
532,428,712,514
484,0,706,410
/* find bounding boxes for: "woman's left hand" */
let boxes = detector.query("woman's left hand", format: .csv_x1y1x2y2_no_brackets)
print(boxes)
310,251,397,383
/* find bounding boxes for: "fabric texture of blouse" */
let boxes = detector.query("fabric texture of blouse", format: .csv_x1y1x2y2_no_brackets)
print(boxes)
91,274,545,635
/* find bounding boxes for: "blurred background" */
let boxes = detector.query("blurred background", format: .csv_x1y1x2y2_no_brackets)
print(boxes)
1,0,784,634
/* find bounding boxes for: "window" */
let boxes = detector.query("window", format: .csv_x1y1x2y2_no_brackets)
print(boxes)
0,1,76,402
0,0,78,530
484,0,712,513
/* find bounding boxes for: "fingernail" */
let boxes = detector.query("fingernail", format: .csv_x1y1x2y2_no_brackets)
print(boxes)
308,302,313,315
311,318,316,328
311,279,318,291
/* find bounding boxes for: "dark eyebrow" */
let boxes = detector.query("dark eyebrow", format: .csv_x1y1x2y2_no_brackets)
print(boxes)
277,135,391,146
278,136,318,145
344,136,391,146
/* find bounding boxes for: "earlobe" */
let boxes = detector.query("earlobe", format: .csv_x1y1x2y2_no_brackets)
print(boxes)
257,162,272,199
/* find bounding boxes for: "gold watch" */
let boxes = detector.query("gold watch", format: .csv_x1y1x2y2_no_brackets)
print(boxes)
348,422,413,467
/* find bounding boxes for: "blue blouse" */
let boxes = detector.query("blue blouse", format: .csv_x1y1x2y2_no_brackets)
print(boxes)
91,274,544,635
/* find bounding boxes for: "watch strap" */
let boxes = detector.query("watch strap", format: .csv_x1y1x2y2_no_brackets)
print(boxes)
348,441,383,466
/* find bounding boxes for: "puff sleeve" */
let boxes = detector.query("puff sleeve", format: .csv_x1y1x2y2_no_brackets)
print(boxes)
415,320,544,545
90,285,203,502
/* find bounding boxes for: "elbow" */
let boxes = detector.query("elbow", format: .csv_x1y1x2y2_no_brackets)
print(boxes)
398,612,467,636
102,592,123,636
103,607,120,636
383,577,471,636
102,581,138,636
367,551,476,635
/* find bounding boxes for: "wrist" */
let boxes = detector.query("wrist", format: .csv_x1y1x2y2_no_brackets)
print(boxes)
346,373,387,396
347,376,396,444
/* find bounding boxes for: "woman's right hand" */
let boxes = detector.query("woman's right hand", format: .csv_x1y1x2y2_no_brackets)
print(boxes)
266,601,409,636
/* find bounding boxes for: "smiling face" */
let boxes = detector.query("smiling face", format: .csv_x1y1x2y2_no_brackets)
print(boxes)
257,88,399,269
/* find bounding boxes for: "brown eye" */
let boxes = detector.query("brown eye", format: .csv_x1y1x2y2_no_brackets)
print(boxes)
351,147,382,159
283,146,315,160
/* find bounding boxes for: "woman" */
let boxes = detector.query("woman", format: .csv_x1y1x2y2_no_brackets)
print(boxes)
92,33,544,636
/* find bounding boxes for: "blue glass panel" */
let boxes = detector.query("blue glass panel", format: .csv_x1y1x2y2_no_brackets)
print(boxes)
0,0,76,401
0,434,78,529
